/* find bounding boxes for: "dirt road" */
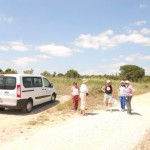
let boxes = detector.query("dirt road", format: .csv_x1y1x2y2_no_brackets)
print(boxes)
1,93,150,150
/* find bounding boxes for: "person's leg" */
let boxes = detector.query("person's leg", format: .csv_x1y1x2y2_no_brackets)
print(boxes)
80,93,86,115
126,96,132,114
122,96,126,110
120,96,123,110
104,94,109,111
109,103,113,112
74,95,78,110
128,96,132,114
75,99,78,111
108,95,113,111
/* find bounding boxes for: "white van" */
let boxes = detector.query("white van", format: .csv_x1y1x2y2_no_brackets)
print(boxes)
0,74,57,113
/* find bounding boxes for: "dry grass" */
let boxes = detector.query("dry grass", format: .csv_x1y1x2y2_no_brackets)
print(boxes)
27,78,150,125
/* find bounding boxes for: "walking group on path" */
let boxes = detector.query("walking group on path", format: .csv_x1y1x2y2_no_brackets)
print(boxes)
71,79,134,116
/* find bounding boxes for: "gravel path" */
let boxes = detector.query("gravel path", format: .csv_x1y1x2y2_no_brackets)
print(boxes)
1,93,150,150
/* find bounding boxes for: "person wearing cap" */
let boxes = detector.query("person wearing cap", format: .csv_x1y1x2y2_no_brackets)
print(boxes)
125,80,134,115
71,82,80,111
80,79,89,115
101,80,113,111
118,80,126,111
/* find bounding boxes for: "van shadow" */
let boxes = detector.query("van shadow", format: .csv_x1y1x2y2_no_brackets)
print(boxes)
0,100,60,116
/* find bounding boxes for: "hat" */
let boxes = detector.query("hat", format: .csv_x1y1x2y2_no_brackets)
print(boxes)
106,80,111,83
121,80,124,83
125,80,129,83
82,78,88,83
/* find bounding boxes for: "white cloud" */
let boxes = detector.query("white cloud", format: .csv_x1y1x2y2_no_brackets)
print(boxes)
0,14,13,23
0,41,30,51
3,16,13,23
35,55,50,60
0,45,9,51
139,4,146,8
74,28,150,50
36,44,73,57
132,20,146,26
113,53,150,63
10,41,30,51
75,30,116,50
12,57,38,67
139,28,150,35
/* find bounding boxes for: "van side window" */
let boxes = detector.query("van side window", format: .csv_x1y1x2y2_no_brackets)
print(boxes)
33,77,42,87
23,77,32,88
43,78,52,88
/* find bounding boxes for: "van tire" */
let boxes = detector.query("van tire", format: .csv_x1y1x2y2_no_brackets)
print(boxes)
22,100,33,113
51,94,56,103
0,108,5,111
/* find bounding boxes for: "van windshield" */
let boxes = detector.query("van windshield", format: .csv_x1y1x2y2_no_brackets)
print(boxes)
0,76,16,90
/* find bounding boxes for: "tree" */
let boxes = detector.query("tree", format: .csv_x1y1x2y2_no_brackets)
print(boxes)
5,68,17,74
119,65,145,81
65,69,80,78
0,69,3,74
41,71,51,78
23,69,34,74
52,72,56,77
57,73,64,77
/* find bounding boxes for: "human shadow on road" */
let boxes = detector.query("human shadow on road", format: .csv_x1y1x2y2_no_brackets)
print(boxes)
112,109,120,112
0,99,60,116
131,112,142,116
84,113,99,116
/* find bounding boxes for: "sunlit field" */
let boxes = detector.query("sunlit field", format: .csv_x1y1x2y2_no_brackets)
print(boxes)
48,77,150,111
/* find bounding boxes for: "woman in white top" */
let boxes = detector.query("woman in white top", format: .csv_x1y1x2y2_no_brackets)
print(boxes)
80,79,88,115
71,82,79,111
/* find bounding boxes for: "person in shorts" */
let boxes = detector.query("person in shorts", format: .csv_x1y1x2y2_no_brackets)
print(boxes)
101,80,113,111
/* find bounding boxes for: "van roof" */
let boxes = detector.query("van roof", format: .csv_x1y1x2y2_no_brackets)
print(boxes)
0,74,45,78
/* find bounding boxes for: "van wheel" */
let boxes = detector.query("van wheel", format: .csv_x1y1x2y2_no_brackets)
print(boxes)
51,94,56,103
0,108,5,111
22,100,33,113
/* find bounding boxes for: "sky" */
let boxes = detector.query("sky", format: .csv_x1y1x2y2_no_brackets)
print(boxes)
0,0,150,75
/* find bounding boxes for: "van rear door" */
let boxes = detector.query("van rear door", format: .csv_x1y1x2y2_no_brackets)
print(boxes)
0,75,18,106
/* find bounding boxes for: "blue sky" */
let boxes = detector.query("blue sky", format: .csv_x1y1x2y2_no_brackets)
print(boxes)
0,0,150,75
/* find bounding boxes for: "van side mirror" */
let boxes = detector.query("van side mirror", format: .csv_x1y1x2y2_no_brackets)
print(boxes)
49,83,53,88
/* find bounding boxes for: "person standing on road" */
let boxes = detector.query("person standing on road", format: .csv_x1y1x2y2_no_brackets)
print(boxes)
118,80,126,111
125,80,134,115
80,79,89,115
101,80,113,112
71,82,80,111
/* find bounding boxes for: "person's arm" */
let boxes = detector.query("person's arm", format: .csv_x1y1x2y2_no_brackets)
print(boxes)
101,85,105,93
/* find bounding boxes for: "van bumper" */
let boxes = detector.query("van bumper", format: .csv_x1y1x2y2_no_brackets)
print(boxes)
0,99,28,110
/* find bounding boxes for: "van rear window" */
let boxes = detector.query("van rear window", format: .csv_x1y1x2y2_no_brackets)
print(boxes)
0,77,16,90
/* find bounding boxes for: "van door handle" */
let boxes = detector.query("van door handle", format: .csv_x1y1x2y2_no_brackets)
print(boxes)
42,89,46,90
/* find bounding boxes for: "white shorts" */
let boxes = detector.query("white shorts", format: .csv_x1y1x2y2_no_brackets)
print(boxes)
103,94,112,103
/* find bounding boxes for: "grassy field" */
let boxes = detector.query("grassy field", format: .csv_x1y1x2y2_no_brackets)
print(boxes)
27,77,150,126
48,77,150,111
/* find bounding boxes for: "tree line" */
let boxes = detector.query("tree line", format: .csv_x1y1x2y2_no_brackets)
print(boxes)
0,65,150,82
